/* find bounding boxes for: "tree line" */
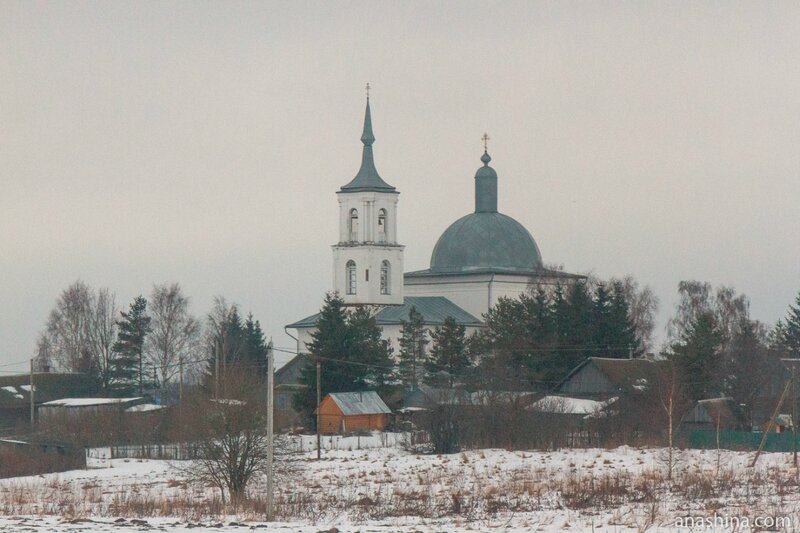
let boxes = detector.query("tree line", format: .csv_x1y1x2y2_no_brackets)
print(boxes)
296,278,800,428
34,281,269,398
295,276,655,421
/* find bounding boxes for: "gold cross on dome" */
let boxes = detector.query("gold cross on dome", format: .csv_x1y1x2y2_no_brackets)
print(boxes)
365,82,371,100
482,132,490,152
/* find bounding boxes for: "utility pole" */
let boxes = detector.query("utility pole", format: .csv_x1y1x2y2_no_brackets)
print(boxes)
752,371,794,467
214,338,220,400
266,340,274,519
316,361,321,460
139,350,143,395
179,356,184,404
793,365,797,467
29,358,35,428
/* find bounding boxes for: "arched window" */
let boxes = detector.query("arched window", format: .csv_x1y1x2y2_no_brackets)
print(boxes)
349,209,359,241
377,208,387,242
380,260,391,295
346,260,357,295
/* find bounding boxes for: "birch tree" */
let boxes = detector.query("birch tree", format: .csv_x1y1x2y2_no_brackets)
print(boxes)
146,283,199,387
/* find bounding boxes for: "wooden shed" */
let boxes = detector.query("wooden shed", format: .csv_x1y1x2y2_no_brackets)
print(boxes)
316,391,391,434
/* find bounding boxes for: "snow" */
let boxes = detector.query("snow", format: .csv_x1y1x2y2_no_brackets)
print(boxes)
0,386,23,399
125,403,164,413
1,443,800,531
530,395,616,414
209,398,245,405
39,397,142,407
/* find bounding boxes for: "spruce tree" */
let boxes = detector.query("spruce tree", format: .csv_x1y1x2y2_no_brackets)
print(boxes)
670,311,722,402
294,293,393,419
111,296,151,396
348,306,394,388
776,291,800,358
242,314,268,380
424,316,473,388
398,306,428,391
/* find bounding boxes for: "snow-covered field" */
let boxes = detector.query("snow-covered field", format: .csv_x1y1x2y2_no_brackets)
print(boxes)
1,441,800,532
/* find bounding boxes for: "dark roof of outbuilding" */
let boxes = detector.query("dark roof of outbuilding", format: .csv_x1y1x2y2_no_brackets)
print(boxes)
557,357,665,393
286,296,483,330
0,373,99,408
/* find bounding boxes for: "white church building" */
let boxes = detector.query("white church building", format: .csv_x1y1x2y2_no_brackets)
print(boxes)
285,97,581,356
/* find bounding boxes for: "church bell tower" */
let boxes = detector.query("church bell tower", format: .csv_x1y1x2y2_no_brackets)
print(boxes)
332,91,404,305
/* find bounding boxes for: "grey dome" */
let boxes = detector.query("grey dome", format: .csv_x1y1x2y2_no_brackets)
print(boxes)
430,211,543,273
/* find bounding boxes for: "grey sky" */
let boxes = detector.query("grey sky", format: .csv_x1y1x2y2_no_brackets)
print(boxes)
2,1,799,371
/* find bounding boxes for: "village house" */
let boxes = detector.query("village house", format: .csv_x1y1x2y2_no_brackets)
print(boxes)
316,391,391,434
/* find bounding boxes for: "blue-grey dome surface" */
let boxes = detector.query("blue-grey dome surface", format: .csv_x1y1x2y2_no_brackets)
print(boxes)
430,211,543,273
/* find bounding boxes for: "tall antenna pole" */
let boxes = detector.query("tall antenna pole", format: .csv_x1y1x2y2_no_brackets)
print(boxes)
266,340,274,519
316,361,322,460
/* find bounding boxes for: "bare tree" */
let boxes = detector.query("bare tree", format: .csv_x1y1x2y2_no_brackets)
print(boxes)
610,275,659,353
87,288,118,389
654,360,688,481
41,281,95,374
180,371,289,504
37,281,119,380
146,283,199,387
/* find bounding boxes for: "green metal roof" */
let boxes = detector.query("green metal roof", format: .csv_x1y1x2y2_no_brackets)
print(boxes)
339,99,397,193
286,296,483,330
429,211,543,273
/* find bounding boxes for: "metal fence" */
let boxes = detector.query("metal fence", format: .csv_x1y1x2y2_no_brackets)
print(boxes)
109,443,199,460
681,430,800,452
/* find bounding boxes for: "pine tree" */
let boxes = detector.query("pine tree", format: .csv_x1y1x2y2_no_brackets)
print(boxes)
599,281,641,358
560,281,595,374
348,307,394,388
110,296,151,396
204,303,248,392
424,317,473,388
398,306,428,391
670,311,722,402
294,293,394,419
242,314,268,381
776,291,800,358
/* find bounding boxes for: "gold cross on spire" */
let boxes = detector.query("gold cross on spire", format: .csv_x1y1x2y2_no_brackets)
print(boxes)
365,82,371,100
482,132,490,152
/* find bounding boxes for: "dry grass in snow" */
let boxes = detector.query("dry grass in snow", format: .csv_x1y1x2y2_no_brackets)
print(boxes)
1,445,800,531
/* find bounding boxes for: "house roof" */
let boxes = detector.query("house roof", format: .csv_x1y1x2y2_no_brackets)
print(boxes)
327,391,391,416
39,397,143,408
286,296,482,330
275,353,311,386
0,373,99,408
683,397,745,427
557,357,664,393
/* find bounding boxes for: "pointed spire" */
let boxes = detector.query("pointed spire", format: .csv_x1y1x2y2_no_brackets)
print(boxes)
339,89,397,193
361,98,375,146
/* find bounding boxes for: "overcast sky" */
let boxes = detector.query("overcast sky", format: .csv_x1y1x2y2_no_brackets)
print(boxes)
2,1,799,372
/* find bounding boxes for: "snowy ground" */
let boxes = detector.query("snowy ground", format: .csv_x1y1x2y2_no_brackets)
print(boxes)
1,441,800,532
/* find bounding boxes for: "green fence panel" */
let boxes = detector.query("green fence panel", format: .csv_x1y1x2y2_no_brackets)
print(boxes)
681,430,800,452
